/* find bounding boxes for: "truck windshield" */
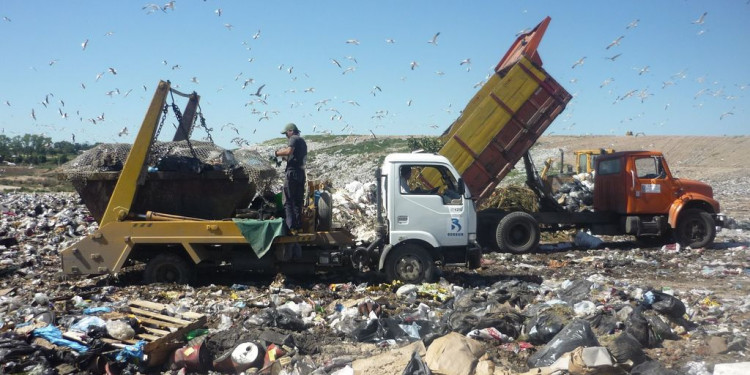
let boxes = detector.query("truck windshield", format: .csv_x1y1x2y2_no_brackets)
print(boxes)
635,156,666,179
401,165,462,204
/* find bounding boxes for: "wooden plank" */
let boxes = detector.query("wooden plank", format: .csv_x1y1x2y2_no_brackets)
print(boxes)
135,315,183,329
141,326,170,336
135,333,161,341
130,300,204,320
129,306,192,325
144,315,207,354
100,338,132,348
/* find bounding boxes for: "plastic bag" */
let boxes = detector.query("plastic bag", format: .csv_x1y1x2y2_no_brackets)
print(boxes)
558,279,594,305
353,318,407,343
401,350,432,375
607,332,647,367
527,319,599,368
645,290,686,320
526,312,568,345
625,306,650,347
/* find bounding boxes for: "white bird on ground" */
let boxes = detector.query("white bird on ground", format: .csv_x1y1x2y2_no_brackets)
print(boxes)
692,12,707,25
427,32,440,45
606,36,624,50
571,57,586,69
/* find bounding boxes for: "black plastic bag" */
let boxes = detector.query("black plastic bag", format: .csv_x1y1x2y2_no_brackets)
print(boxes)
586,309,619,335
353,318,407,343
527,319,600,368
557,279,593,305
607,332,648,367
647,291,686,320
526,312,568,345
644,311,678,347
625,306,650,347
401,350,432,375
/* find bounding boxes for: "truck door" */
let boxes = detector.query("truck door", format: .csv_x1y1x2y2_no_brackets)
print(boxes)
392,164,467,247
631,155,673,214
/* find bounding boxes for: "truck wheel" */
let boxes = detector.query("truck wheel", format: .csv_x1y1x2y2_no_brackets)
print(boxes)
144,253,196,284
384,244,435,283
316,191,333,231
496,212,540,254
675,208,715,248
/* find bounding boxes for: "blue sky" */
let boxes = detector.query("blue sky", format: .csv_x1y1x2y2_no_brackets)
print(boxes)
1,1,748,148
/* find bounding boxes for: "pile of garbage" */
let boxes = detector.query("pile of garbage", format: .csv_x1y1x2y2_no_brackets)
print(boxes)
552,173,595,213
0,190,749,374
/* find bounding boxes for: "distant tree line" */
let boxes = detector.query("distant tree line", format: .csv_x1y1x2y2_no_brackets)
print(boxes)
0,134,94,166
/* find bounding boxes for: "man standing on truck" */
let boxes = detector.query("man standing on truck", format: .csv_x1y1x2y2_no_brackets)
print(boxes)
274,123,307,234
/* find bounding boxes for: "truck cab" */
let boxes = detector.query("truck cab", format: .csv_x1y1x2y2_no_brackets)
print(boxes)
376,153,480,282
594,151,722,247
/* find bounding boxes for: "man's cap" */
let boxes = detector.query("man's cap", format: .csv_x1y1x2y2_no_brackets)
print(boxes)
281,123,299,134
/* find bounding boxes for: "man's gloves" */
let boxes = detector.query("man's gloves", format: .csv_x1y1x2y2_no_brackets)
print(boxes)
269,150,281,167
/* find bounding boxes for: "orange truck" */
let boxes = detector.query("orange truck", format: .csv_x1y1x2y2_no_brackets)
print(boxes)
438,17,724,252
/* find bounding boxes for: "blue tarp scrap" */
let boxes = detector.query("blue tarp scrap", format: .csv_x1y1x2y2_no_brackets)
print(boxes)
32,324,89,353
115,340,146,362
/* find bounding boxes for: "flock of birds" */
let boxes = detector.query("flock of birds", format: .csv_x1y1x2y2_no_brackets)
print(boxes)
1,4,746,147
556,10,743,135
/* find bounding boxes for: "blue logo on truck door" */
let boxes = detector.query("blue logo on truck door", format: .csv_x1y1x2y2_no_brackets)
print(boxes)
447,218,464,236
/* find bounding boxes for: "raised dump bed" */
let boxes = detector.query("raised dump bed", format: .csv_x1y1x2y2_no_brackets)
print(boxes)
59,141,276,223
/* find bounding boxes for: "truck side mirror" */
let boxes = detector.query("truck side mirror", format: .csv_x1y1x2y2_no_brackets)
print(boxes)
457,178,465,195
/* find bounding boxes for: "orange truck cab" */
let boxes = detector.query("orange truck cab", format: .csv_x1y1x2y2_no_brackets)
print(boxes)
593,151,723,247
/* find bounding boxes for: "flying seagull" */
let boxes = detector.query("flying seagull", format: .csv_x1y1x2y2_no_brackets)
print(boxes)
571,57,586,69
427,32,440,45
692,12,707,25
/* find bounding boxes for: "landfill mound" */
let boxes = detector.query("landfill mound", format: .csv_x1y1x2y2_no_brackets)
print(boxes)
57,141,277,221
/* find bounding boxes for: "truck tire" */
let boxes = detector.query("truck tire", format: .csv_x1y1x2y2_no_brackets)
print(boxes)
144,253,196,284
384,244,435,283
675,208,715,248
316,191,333,231
496,212,540,254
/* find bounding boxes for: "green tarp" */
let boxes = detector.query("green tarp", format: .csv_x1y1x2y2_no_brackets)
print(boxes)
232,218,285,258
